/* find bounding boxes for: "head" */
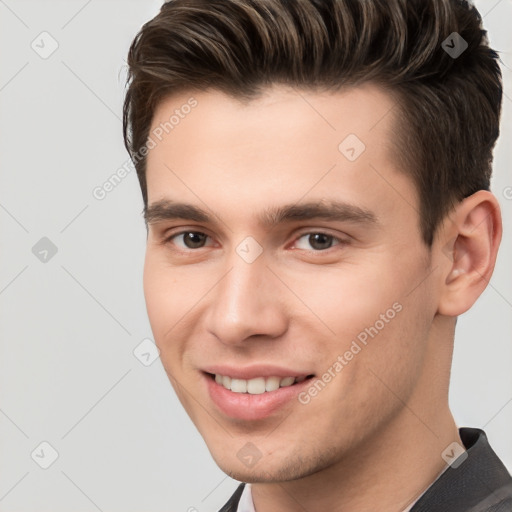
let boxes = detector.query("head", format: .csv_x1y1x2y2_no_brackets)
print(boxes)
123,0,503,483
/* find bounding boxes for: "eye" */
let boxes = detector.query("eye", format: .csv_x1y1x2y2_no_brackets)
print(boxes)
165,231,212,250
293,232,342,251
163,230,346,253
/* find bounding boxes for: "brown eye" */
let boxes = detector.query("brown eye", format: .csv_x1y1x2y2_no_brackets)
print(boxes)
166,231,209,249
295,232,340,251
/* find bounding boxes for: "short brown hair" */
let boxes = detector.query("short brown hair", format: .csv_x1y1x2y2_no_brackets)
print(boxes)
123,0,502,245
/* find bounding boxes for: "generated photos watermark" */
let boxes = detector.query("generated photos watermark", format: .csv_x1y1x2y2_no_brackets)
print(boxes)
298,301,403,405
92,97,198,201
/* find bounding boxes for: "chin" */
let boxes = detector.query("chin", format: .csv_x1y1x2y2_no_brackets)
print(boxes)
212,451,332,484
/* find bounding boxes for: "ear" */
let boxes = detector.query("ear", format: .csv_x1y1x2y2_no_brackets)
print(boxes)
436,190,502,316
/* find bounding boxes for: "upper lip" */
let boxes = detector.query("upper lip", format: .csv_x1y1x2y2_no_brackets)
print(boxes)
202,364,313,380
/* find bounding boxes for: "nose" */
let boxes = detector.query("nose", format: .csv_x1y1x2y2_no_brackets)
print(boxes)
203,248,288,347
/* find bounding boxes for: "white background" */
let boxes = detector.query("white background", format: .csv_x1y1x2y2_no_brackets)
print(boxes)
0,1,511,510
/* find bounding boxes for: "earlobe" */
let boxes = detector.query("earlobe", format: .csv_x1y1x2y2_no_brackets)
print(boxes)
437,191,502,316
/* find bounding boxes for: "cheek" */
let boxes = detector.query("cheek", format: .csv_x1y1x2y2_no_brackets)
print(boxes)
143,256,170,336
296,256,432,400
281,260,406,349
142,251,223,377
142,252,190,352
297,299,429,452
336,280,431,402
142,254,203,410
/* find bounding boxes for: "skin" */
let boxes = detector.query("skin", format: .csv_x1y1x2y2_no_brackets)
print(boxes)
143,84,502,511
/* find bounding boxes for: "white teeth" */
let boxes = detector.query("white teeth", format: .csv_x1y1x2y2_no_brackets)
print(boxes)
265,376,281,392
222,375,231,389
230,378,247,393
213,374,308,394
280,376,295,387
247,377,266,394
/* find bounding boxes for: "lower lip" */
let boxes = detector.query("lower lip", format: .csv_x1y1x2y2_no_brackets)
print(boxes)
204,373,314,421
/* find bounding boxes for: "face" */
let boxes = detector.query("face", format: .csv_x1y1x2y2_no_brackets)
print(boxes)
143,84,441,482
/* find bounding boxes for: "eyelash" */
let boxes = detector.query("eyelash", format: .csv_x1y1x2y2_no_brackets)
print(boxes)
162,230,347,253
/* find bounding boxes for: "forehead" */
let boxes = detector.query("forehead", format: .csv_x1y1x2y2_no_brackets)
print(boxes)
144,84,417,232
149,83,397,145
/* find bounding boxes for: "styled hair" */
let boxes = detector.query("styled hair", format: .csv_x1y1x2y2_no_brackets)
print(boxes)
123,0,502,245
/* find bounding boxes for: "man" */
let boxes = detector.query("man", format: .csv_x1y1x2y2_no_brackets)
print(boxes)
122,0,512,510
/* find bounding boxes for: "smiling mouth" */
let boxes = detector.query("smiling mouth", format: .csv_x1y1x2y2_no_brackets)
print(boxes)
206,372,315,394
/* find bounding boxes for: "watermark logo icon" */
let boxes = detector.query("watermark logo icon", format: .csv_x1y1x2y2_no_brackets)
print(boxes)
31,441,59,469
133,338,160,367
237,442,262,468
338,134,366,162
236,236,263,264
31,31,59,59
441,32,468,59
32,237,58,263
442,441,467,469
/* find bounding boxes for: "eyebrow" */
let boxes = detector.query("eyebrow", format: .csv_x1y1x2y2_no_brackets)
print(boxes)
144,199,378,229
